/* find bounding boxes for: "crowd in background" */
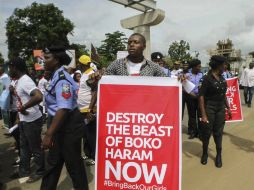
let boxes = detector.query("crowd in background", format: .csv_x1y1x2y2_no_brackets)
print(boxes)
0,33,253,189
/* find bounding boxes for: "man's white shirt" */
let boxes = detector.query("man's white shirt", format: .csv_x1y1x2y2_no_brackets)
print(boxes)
16,75,42,122
240,68,254,87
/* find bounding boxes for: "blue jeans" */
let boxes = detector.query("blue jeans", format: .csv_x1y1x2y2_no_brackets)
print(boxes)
19,117,45,177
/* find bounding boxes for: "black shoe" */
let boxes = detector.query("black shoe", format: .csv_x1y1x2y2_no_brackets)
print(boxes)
9,171,20,179
248,104,251,108
26,175,42,183
10,171,29,179
3,133,12,137
12,158,20,167
188,134,195,139
201,154,208,165
189,132,198,139
215,154,222,168
86,159,95,166
0,182,6,190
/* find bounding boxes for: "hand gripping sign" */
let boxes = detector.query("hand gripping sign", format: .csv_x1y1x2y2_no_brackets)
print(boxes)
226,77,243,122
96,76,182,190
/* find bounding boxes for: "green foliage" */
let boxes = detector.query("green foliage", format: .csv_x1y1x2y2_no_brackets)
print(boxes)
163,56,174,68
168,40,193,62
98,55,112,68
97,31,127,62
69,43,89,60
6,2,74,59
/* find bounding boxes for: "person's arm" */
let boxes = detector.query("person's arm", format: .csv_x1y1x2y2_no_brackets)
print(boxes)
153,63,166,77
89,91,97,112
86,91,97,122
9,85,15,95
198,76,209,123
199,96,209,123
225,95,232,120
20,89,43,112
105,60,118,75
42,80,74,149
19,78,43,114
42,109,69,149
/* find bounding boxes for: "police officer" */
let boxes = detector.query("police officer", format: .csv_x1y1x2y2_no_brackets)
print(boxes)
199,55,232,168
40,47,88,190
151,52,171,77
185,59,203,139
182,61,190,120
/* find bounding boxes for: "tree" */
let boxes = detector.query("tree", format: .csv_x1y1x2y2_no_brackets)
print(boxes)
69,43,89,60
168,40,192,62
0,52,4,65
6,2,74,59
97,31,127,63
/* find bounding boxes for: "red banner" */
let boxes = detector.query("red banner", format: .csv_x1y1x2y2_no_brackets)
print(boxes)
226,77,243,122
96,76,182,190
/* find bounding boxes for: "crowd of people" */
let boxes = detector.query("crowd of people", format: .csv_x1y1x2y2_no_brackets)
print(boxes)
0,33,253,189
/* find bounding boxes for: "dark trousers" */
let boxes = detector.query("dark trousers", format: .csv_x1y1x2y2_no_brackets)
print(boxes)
83,120,97,160
41,109,88,190
9,111,18,127
244,86,254,105
19,117,45,176
200,101,225,152
182,92,188,120
186,95,199,135
9,111,20,153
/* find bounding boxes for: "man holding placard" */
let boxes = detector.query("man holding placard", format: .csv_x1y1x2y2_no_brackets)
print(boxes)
87,33,182,190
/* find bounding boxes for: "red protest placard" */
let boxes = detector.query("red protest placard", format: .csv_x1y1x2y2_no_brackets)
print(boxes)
96,76,182,190
226,77,243,122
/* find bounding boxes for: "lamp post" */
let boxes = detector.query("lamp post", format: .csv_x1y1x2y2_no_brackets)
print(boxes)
109,0,165,59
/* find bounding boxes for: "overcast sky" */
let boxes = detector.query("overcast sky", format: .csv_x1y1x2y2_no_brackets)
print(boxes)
0,0,254,64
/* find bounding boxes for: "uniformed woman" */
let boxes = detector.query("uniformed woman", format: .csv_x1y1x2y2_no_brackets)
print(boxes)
199,55,232,168
40,47,88,190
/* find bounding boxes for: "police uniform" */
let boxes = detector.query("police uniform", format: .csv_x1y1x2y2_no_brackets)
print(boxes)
199,72,227,157
185,72,203,137
41,66,88,190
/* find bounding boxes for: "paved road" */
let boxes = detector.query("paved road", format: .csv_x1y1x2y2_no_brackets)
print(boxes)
0,90,253,190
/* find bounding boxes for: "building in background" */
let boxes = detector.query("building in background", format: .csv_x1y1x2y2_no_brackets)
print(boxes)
208,39,241,76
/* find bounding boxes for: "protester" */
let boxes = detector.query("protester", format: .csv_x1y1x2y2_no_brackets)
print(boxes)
222,61,233,79
73,70,82,86
199,55,232,168
151,52,170,76
104,33,166,76
182,61,190,119
9,78,20,161
8,57,45,182
77,55,97,165
38,73,48,120
171,61,182,77
185,59,203,139
240,62,254,107
0,66,11,129
38,73,48,97
41,47,88,190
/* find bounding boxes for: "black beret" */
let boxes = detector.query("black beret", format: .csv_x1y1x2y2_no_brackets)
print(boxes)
210,55,226,64
209,55,226,69
151,52,163,60
43,46,66,54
